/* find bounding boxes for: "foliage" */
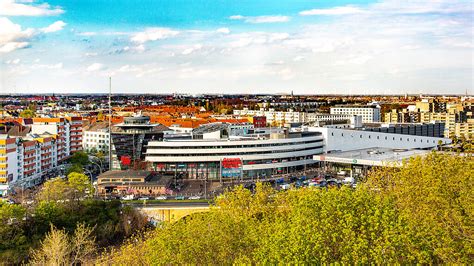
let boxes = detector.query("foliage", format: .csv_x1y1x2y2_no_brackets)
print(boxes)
19,104,36,118
0,174,147,264
0,203,29,263
37,172,92,202
66,163,84,175
69,151,89,166
30,223,96,265
100,153,473,264
365,152,473,263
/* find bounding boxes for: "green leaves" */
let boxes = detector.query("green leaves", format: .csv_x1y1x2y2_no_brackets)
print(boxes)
102,153,473,264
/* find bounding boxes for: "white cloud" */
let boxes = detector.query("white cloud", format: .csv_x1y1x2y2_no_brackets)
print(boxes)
77,31,96,36
5,58,20,64
0,0,64,16
182,44,203,55
131,27,179,44
229,15,244,20
229,15,290,23
293,56,305,62
41,20,66,33
86,63,105,72
0,17,34,53
229,32,290,48
216,27,230,34
31,62,63,69
300,6,365,16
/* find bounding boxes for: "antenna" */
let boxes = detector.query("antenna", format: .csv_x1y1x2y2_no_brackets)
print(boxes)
108,77,112,171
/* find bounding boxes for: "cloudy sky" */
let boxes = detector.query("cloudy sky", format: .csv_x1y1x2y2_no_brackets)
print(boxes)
0,0,472,94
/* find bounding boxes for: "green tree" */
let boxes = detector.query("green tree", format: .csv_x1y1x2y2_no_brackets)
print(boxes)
365,152,473,263
30,223,96,265
66,164,84,175
67,172,94,198
0,203,28,263
99,153,473,264
69,151,89,166
19,109,35,118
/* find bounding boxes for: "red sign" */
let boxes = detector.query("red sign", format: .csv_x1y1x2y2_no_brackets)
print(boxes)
121,156,131,166
222,158,242,169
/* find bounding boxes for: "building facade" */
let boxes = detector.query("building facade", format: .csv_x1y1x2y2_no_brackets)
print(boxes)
330,105,381,123
145,131,324,179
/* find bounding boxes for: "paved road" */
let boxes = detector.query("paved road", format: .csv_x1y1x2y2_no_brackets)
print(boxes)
125,201,210,208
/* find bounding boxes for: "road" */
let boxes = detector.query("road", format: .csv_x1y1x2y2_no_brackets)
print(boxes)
124,201,210,208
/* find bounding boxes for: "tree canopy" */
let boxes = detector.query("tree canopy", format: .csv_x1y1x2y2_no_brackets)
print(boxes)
99,152,473,264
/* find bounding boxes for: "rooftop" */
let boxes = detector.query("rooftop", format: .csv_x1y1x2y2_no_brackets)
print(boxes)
314,147,433,167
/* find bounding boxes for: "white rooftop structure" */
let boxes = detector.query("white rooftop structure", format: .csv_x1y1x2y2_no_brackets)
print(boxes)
313,147,432,167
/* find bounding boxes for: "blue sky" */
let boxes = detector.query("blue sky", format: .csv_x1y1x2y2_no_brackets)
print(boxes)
0,0,472,94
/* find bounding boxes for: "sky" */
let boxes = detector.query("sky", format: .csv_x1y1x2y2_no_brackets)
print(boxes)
0,0,472,95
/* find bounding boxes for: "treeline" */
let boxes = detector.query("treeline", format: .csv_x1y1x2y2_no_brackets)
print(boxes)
0,173,147,264
98,152,473,264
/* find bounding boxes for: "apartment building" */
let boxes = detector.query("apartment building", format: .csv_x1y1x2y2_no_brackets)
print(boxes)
82,122,110,152
233,108,304,126
330,105,381,123
234,108,358,126
382,99,474,139
0,116,84,195
0,136,17,196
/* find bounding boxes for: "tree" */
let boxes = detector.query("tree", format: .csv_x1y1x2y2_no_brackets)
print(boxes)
69,151,89,166
37,179,71,202
37,173,93,202
67,172,94,198
19,109,35,118
365,152,473,263
0,203,28,263
30,223,96,265
66,164,84,175
99,153,473,264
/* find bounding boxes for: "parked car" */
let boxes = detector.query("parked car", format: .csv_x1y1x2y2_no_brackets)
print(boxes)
337,170,347,176
174,195,185,200
188,196,201,200
121,195,134,200
155,195,167,200
138,197,149,201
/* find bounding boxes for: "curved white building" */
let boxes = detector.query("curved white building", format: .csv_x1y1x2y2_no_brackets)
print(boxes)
145,131,324,179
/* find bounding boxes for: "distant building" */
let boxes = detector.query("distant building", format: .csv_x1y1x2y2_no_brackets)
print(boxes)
82,122,110,152
330,105,381,123
110,116,169,170
250,116,266,128
97,170,172,196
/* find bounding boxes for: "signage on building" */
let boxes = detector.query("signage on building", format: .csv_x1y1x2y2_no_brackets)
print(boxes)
121,156,131,166
221,158,242,177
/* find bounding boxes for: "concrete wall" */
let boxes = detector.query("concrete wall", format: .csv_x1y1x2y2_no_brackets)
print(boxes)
309,127,451,152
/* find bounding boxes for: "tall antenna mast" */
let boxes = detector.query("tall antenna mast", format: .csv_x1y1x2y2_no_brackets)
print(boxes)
108,77,112,171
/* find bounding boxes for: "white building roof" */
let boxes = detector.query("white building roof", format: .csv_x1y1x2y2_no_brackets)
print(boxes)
313,147,432,167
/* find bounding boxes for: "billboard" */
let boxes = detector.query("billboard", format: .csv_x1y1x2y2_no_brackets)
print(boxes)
221,158,242,178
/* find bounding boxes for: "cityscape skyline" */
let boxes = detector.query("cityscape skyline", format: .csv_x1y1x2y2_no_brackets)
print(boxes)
1,0,473,94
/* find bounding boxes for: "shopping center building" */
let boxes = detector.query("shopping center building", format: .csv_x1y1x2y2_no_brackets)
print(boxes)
145,123,324,179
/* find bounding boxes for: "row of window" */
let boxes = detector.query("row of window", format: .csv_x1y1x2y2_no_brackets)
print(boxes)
147,145,323,157
150,139,323,150
330,132,439,143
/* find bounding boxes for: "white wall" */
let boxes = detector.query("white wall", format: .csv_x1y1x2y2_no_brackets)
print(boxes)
309,127,451,152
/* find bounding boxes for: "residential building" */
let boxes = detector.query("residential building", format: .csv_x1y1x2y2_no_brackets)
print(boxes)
330,105,381,123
